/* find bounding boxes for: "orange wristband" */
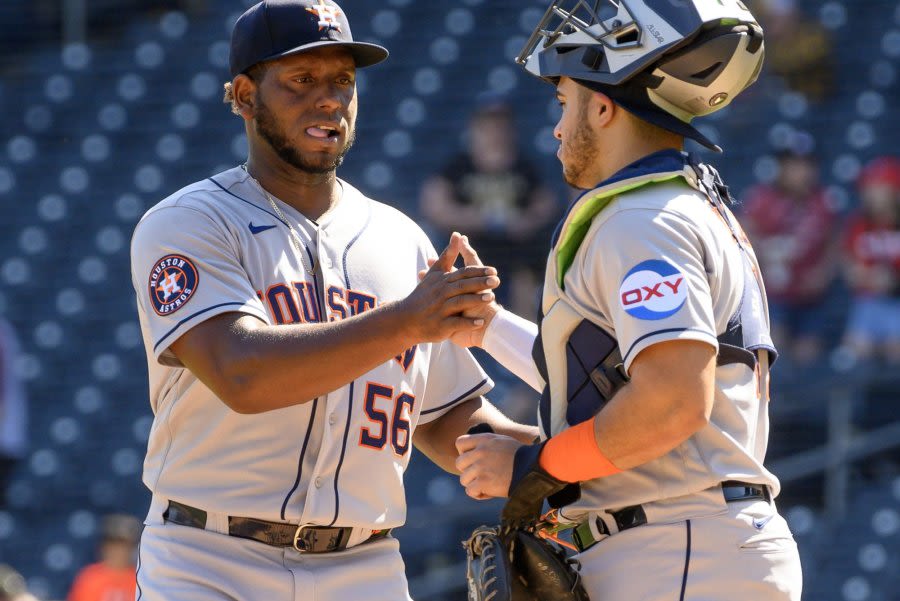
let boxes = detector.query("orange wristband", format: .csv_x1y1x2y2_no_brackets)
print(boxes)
538,418,621,483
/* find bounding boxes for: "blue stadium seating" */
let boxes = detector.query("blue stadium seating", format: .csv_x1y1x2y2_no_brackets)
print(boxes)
0,0,897,599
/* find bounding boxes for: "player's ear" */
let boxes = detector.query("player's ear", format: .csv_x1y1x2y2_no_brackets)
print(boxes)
231,74,258,121
592,92,615,129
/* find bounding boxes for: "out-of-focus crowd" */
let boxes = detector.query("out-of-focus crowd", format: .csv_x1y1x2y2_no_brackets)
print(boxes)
743,146,900,370
0,515,139,601
0,0,896,598
413,89,900,414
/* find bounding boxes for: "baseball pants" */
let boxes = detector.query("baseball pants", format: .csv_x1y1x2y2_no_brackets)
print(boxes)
577,498,802,600
137,521,413,601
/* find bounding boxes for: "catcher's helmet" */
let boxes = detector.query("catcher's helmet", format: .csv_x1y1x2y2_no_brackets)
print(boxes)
517,0,765,151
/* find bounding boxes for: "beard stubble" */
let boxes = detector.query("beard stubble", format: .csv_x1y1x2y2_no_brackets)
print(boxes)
561,96,599,189
254,95,357,175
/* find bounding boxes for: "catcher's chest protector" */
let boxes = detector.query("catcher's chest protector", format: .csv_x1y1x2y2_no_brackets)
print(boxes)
534,167,686,439
533,154,773,440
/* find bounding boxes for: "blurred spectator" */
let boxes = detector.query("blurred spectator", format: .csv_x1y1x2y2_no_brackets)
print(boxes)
0,564,37,601
420,95,559,318
839,157,900,365
741,136,840,365
751,0,834,102
67,514,141,601
0,318,27,510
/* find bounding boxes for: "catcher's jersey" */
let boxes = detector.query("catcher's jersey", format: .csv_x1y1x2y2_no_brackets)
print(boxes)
539,150,779,516
130,166,492,527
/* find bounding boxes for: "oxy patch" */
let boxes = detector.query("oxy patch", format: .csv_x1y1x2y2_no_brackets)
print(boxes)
149,254,199,316
619,259,687,320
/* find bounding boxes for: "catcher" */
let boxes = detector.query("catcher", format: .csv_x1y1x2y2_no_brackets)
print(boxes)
454,1,803,600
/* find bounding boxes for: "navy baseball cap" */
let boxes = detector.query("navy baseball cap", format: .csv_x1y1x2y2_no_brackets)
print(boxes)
229,0,389,78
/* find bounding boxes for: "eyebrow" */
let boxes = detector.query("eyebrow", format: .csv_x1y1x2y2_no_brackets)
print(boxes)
283,66,356,78
282,60,355,73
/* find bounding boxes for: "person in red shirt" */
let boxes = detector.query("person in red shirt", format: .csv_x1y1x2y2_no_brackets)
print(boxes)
741,139,840,365
841,156,900,364
68,514,141,601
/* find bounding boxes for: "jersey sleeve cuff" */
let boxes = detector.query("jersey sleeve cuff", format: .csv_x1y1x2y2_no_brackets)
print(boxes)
152,301,270,365
418,377,494,425
482,308,543,392
621,328,718,374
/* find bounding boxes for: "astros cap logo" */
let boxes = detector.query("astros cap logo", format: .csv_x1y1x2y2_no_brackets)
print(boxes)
306,0,342,32
618,260,687,320
149,254,199,316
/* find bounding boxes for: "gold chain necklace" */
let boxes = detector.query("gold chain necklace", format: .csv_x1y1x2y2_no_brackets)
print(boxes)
243,165,317,275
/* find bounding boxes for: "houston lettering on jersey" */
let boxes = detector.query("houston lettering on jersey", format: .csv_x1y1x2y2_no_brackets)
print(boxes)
255,281,378,325
256,280,417,371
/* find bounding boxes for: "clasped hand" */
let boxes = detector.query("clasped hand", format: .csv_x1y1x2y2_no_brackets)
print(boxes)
401,232,499,343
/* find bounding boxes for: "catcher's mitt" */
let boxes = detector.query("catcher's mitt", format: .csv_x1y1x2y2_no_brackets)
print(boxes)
465,526,512,601
462,423,587,600
464,524,588,601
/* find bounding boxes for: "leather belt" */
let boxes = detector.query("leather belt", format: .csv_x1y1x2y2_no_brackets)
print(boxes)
163,500,391,553
572,481,770,552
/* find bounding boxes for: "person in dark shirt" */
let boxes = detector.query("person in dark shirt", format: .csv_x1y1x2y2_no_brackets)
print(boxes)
0,318,27,510
420,96,558,317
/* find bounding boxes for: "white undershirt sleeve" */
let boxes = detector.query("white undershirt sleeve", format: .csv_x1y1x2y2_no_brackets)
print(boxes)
481,308,544,393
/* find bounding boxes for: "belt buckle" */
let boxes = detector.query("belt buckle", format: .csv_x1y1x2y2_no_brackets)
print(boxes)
293,524,313,552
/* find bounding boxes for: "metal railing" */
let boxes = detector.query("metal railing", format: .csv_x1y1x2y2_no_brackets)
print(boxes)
771,386,900,522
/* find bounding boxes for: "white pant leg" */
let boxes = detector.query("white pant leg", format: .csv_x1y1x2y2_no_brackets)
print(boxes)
577,501,802,601
137,523,294,601
138,523,413,601
288,536,413,601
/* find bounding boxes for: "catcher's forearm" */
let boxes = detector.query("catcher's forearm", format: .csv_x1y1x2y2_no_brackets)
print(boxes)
414,397,538,474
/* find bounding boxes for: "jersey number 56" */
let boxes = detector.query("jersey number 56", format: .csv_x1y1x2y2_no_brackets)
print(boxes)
359,383,415,457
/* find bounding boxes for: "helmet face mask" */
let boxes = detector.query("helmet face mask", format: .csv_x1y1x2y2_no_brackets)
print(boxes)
517,0,765,143
515,0,643,69
516,0,641,75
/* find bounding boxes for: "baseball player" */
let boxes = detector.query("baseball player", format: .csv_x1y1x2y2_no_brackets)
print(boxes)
129,2,537,600
453,1,803,600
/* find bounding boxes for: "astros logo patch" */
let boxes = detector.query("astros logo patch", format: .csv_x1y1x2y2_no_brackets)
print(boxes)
618,260,687,321
149,254,199,316
306,0,342,32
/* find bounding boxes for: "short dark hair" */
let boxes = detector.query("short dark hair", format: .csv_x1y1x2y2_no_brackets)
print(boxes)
223,62,271,115
100,514,141,544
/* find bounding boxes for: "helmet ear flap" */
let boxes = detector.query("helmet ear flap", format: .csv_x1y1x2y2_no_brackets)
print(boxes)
646,25,765,120
655,24,763,83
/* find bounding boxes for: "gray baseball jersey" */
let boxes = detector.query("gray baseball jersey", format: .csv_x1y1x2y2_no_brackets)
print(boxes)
531,151,801,600
538,151,780,516
130,166,492,528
